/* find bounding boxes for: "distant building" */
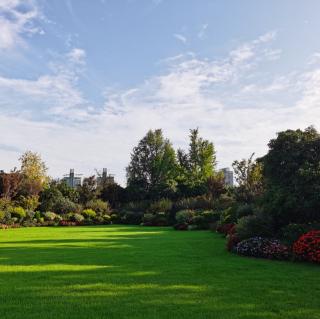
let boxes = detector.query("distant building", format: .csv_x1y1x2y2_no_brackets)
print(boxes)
220,167,234,186
97,168,115,186
62,169,82,188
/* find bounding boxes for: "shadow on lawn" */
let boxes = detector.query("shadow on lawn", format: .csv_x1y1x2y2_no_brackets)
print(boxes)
0,226,319,319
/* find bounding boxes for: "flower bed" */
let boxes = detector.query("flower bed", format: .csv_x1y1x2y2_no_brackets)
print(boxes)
293,230,320,263
235,237,290,260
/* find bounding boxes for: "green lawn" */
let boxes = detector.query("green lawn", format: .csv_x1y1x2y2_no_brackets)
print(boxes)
0,226,319,319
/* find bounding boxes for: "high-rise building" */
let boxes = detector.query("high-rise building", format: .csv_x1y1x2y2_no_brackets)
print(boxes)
97,168,115,185
220,167,234,186
62,169,82,188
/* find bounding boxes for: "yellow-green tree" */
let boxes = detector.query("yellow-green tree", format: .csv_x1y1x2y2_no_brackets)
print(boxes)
19,151,49,196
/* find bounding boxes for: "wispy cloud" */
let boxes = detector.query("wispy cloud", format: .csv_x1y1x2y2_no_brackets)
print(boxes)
0,0,43,50
173,33,187,44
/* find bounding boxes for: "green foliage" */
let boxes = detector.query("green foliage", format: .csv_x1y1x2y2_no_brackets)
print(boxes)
218,207,235,225
86,199,111,215
261,126,320,226
82,209,96,219
53,197,81,215
43,212,57,221
16,195,39,211
120,211,143,225
236,204,253,219
126,129,178,200
72,213,85,223
122,201,150,213
78,176,97,204
236,212,274,241
281,223,320,246
18,151,49,196
178,128,216,184
175,209,195,225
0,210,5,222
174,195,214,211
10,206,26,219
99,182,124,207
148,198,172,213
232,153,264,203
39,183,64,212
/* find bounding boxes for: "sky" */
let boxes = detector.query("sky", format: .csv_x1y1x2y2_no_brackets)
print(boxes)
1,0,320,185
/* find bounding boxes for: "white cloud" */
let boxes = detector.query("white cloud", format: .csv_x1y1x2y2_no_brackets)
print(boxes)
0,31,319,185
67,48,86,65
173,33,187,44
0,0,42,50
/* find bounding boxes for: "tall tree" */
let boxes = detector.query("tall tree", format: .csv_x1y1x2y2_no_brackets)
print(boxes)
18,151,49,196
126,129,178,199
261,126,320,225
177,129,216,191
78,176,97,204
232,153,264,203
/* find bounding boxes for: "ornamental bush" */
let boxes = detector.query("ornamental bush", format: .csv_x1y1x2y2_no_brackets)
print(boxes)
85,199,111,215
175,210,195,225
236,213,274,241
82,209,96,219
43,211,57,221
293,230,320,263
10,207,26,219
148,199,172,213
73,213,85,223
235,237,290,260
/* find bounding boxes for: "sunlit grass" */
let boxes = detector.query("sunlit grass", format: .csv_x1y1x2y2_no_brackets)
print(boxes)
0,225,319,319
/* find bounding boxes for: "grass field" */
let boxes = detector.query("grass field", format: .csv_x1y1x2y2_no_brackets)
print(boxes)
0,225,319,319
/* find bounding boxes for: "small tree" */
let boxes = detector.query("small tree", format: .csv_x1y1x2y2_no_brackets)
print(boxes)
232,153,264,203
19,151,49,196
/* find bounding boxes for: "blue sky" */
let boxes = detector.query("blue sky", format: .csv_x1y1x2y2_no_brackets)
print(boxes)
1,0,320,184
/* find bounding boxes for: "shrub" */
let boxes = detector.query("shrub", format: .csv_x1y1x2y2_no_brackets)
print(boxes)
110,213,119,223
148,199,172,213
43,211,57,221
218,207,236,225
73,213,85,223
122,201,150,213
102,214,111,224
120,211,143,225
293,230,320,263
82,209,96,219
0,210,5,222
53,197,81,215
143,213,154,225
235,213,274,241
236,204,253,219
174,196,214,211
235,237,290,260
193,210,220,229
10,207,26,219
281,223,320,246
175,210,195,225
85,199,111,215
17,195,39,211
